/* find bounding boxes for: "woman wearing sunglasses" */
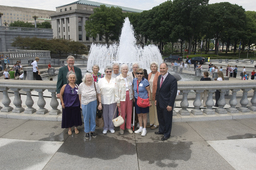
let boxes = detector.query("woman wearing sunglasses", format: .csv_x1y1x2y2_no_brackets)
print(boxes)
98,66,117,134
133,68,151,136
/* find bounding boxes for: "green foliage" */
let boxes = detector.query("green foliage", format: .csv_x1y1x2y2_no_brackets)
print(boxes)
9,21,51,28
11,37,88,56
85,5,124,46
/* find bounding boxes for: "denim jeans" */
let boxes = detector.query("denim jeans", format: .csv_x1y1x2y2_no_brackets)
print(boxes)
82,100,97,133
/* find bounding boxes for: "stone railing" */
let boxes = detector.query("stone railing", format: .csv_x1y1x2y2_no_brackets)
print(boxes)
0,80,256,121
0,26,52,32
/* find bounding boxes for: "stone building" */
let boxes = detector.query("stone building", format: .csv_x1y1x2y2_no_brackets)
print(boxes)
0,5,54,26
50,0,142,47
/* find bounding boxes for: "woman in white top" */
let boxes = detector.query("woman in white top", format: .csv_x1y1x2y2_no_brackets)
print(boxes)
215,71,224,107
78,73,102,139
115,64,133,135
98,66,116,134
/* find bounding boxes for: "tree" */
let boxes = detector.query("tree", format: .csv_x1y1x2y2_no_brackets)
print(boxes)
85,5,124,47
243,11,256,51
9,21,34,27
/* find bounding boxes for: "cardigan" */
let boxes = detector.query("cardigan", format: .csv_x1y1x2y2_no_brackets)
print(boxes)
148,71,160,101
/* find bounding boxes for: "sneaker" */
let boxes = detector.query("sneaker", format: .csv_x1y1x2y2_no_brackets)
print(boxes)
91,132,97,138
85,133,89,139
141,128,147,137
110,129,115,133
103,129,108,135
135,127,143,134
127,129,133,134
120,128,124,135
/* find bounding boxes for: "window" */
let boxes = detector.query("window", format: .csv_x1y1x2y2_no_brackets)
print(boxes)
78,17,82,23
57,19,60,24
17,17,19,19
66,18,69,24
65,8,67,11
79,34,82,41
68,26,70,32
78,26,82,31
58,27,60,33
69,35,70,40
63,27,65,32
10,13,12,15
86,36,89,41
14,14,15,16
62,19,65,24
70,7,72,10
60,9,62,12
63,35,65,39
99,35,102,41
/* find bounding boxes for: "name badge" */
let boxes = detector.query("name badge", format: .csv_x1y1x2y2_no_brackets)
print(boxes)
139,83,143,87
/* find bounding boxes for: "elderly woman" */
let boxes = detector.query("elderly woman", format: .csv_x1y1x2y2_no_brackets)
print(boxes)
115,64,133,134
98,66,116,134
78,73,102,138
112,63,120,78
148,62,160,130
128,63,139,78
92,64,104,82
133,68,151,136
59,71,82,135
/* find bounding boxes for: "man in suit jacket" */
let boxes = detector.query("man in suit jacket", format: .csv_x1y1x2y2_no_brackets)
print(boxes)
56,56,82,97
155,63,177,141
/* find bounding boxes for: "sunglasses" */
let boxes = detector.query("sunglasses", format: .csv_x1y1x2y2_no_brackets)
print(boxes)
106,71,112,73
136,72,143,75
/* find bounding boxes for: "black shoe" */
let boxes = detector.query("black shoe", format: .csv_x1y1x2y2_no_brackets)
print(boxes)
91,132,97,138
155,131,164,135
161,136,170,141
85,133,89,138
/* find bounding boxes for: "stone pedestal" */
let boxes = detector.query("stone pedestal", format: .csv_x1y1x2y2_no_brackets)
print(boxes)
23,67,34,80
195,69,201,77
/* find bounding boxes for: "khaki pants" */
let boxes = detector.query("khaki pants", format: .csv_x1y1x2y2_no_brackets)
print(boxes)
149,93,159,126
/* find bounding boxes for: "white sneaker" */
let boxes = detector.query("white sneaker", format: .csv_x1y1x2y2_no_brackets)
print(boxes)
103,129,107,135
110,129,115,133
141,128,147,137
135,127,143,134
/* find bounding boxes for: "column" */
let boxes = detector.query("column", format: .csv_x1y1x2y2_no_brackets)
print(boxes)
227,89,239,113
10,88,24,113
237,88,250,112
215,89,227,114
248,88,256,111
35,89,48,114
203,89,216,115
192,90,203,115
0,87,13,112
48,89,60,115
24,89,36,114
179,90,190,115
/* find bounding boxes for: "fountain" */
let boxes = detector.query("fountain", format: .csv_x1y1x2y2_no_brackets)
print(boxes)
87,17,163,73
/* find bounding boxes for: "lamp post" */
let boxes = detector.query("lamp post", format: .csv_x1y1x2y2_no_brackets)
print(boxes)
32,16,38,28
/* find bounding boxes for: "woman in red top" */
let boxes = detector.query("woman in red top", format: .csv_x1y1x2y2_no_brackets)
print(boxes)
251,70,255,80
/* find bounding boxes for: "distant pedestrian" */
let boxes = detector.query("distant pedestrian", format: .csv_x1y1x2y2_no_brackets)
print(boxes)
233,65,237,78
31,57,40,80
3,68,10,79
200,71,211,107
243,72,248,80
215,71,224,107
251,70,255,80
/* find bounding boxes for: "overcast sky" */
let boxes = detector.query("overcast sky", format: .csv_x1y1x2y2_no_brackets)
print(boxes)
1,0,255,11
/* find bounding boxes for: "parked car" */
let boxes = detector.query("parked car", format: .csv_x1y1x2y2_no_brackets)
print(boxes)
164,55,183,63
191,57,205,64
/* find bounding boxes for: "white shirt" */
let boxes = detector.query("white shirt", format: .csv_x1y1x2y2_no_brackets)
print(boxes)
115,74,133,103
3,71,9,78
98,77,116,105
78,82,100,105
217,77,223,81
31,61,38,72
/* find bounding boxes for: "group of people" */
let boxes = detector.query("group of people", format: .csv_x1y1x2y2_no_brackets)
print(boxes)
57,56,177,141
3,60,23,80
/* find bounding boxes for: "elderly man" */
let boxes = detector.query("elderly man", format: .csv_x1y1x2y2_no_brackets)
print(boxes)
112,63,120,78
155,63,177,141
56,56,82,97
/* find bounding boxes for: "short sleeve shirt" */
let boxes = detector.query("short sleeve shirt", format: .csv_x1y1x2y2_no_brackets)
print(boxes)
133,78,150,99
77,82,100,105
31,61,38,72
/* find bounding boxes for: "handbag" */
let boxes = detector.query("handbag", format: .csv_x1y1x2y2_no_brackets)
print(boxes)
112,106,124,127
136,79,150,108
94,82,103,118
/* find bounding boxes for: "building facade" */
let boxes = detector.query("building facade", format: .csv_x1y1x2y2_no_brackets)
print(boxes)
50,0,142,47
0,5,54,26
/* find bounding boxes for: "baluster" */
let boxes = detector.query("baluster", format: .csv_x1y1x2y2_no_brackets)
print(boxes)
48,89,60,115
35,89,48,114
10,88,24,113
203,89,216,115
227,89,240,113
248,88,256,111
179,90,190,115
215,89,227,114
24,89,36,114
237,88,250,112
192,90,203,115
0,87,13,112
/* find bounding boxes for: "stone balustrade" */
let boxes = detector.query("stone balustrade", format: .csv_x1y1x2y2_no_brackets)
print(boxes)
0,80,256,121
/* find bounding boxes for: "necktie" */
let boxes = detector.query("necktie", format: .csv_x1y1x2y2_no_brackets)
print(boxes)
160,76,164,88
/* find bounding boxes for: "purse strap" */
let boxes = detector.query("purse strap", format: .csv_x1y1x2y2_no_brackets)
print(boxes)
112,106,120,119
94,82,99,104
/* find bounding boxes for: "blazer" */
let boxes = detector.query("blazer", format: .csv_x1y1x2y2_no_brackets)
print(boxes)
155,73,177,109
148,71,160,101
56,66,82,94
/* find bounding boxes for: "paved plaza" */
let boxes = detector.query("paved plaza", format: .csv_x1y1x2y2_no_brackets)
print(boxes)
0,117,256,170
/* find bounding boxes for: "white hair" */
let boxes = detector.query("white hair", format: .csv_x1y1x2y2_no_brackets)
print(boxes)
92,64,99,70
67,55,75,61
104,66,112,72
132,63,139,67
150,62,158,69
66,71,77,83
82,73,93,83
112,63,119,68
120,64,128,70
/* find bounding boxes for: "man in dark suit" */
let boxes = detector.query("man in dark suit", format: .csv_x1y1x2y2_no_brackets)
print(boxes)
56,55,82,97
155,63,177,141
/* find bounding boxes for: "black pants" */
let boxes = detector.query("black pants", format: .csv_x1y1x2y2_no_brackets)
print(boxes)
33,71,42,80
233,72,237,78
157,104,173,138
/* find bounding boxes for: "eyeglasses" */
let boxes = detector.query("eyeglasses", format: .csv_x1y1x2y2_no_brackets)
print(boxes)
106,71,112,73
136,72,143,75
